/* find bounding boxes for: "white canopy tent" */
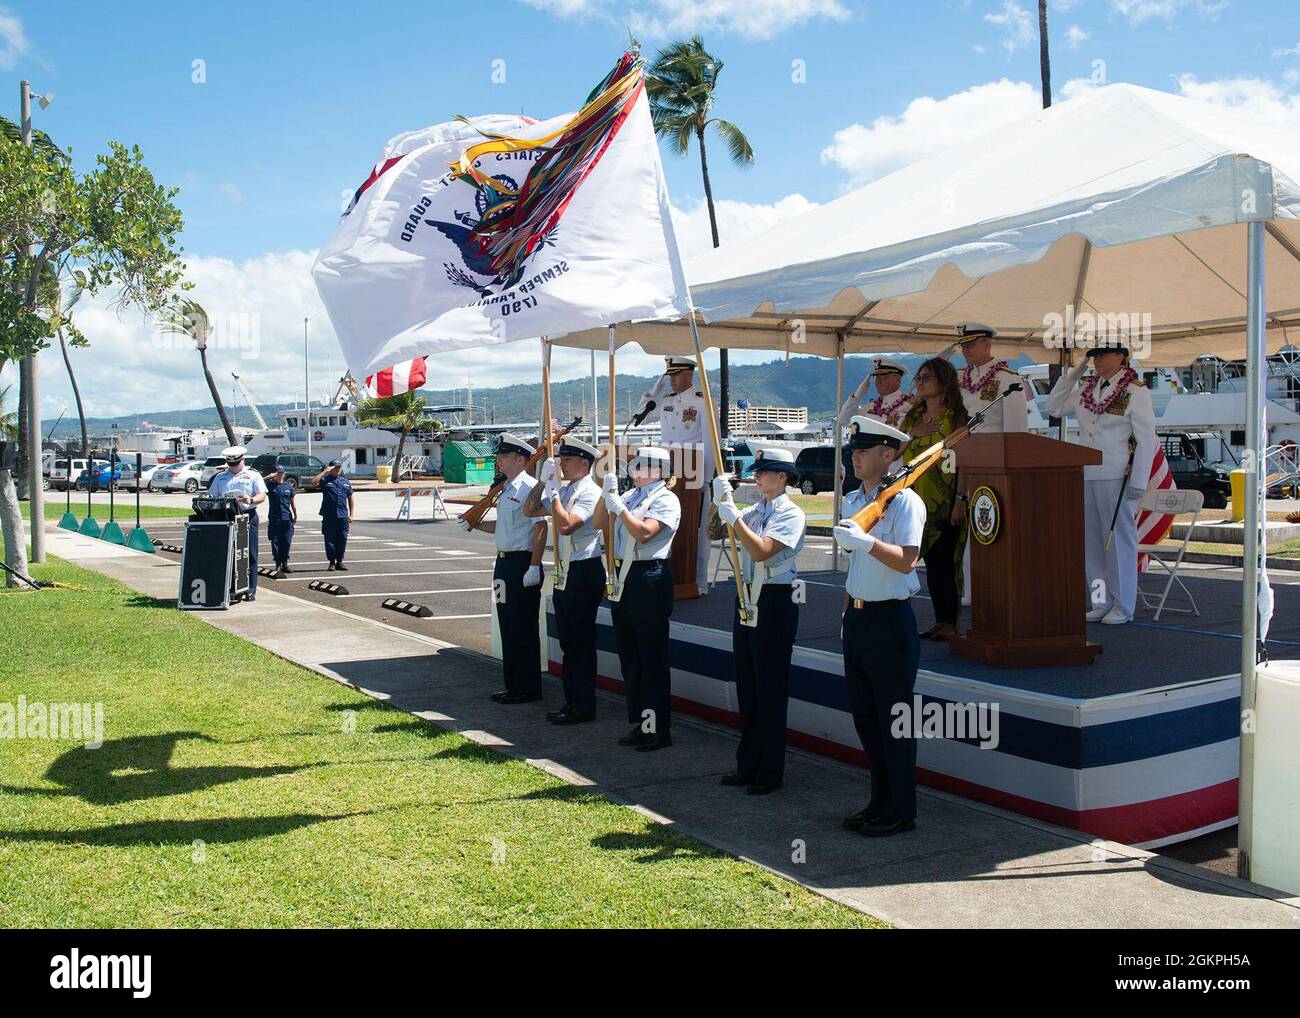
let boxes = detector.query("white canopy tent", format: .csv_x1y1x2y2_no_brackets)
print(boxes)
554,82,1297,877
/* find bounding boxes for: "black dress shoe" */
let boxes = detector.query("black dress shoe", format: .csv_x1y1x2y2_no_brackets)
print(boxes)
617,727,645,746
498,691,542,705
636,734,672,752
546,705,575,721
720,771,754,787
327,562,337,571
841,806,882,832
551,708,596,726
489,689,511,702
859,818,916,838
281,563,292,574
746,780,782,795
335,563,348,571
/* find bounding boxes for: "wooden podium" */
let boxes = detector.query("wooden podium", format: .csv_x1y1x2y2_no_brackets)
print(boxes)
669,447,703,600
949,433,1102,668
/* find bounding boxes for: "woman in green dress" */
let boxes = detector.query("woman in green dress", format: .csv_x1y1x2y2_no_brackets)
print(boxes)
898,357,969,640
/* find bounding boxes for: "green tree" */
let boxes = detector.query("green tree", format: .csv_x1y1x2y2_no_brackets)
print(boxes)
158,299,237,447
357,390,440,481
0,385,18,441
0,131,186,583
647,35,754,437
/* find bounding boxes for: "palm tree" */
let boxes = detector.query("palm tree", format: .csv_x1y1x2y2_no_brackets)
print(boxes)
0,384,18,441
50,279,90,461
160,298,237,446
1038,1,1051,109
357,390,440,481
647,36,754,437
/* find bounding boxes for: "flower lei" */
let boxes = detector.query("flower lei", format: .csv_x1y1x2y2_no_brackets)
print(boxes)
1079,366,1137,415
959,360,1008,396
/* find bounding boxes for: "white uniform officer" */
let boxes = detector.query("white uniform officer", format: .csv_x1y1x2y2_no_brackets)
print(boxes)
635,356,714,595
831,416,926,838
1046,344,1157,625
712,447,806,795
839,357,914,428
524,436,605,725
951,322,1028,432
207,446,268,600
459,434,547,703
593,446,680,751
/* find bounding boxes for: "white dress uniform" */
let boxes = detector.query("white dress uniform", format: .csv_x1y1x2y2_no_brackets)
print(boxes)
841,484,925,603
495,472,540,552
1046,367,1157,621
648,375,714,593
555,475,603,562
956,361,1028,432
839,359,914,429
208,466,269,596
613,479,680,562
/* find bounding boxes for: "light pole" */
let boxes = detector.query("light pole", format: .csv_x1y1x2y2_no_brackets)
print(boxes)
303,311,322,457
20,80,52,562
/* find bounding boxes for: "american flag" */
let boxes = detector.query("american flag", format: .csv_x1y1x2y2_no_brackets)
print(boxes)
1136,446,1176,572
365,356,428,398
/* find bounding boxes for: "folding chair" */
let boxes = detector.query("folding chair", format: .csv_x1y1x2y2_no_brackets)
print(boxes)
1137,487,1203,621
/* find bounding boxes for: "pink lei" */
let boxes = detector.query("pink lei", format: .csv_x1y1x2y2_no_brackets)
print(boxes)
959,360,1007,395
1079,366,1137,415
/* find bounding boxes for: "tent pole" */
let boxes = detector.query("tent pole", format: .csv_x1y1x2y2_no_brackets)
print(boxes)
833,334,845,573
605,326,617,587
1237,220,1266,880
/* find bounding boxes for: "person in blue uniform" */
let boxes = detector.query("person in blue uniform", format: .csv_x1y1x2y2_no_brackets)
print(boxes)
711,447,807,794
208,445,268,601
313,459,355,570
458,434,547,704
832,415,927,838
265,463,298,575
523,436,605,725
593,446,680,752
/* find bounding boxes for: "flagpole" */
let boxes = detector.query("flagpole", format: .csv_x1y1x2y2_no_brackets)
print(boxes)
605,325,617,588
541,337,560,584
685,313,749,620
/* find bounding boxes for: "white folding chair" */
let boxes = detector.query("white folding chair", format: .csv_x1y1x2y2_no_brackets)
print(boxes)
1137,487,1203,621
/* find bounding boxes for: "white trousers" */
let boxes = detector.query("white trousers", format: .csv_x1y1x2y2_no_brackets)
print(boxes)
1084,478,1138,616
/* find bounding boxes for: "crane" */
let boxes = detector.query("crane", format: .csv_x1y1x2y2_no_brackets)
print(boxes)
231,373,269,430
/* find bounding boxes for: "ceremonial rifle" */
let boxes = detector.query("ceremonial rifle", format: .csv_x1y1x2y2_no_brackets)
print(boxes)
461,416,582,531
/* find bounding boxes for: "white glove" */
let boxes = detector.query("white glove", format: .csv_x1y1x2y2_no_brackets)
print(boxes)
832,519,876,553
456,515,472,531
853,374,872,400
1068,358,1091,382
523,565,542,587
539,458,558,484
711,475,733,501
603,472,626,516
717,497,743,527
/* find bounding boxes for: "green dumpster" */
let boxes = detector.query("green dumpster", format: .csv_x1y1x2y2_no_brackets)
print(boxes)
443,441,496,484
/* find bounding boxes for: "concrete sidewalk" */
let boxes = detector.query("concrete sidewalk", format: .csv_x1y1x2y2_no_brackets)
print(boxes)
40,526,1300,929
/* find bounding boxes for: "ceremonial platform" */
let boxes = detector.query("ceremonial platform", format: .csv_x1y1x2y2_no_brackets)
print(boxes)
546,569,1299,848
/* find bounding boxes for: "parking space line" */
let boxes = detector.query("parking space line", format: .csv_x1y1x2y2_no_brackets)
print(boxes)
336,586,494,598
417,613,491,621
277,569,492,581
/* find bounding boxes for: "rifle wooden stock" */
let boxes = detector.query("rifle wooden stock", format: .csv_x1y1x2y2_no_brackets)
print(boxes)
461,416,582,531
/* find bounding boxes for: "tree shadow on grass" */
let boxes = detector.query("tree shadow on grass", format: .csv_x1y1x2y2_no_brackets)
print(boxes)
591,827,722,864
0,810,373,848
123,592,177,610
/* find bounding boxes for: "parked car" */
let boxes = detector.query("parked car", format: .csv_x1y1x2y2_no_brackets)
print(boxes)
75,460,128,492
792,445,841,495
49,457,95,491
249,452,327,489
135,463,169,491
1160,433,1231,509
151,460,206,493
199,456,231,489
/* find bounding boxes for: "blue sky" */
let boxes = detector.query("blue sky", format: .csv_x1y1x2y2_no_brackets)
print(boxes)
5,0,1299,419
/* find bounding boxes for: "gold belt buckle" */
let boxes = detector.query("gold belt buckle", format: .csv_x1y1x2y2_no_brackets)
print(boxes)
497,551,506,559
852,598,865,609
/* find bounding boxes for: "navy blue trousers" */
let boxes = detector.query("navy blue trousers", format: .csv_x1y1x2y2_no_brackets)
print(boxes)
842,599,921,822
610,559,674,735
732,584,799,785
554,557,606,713
268,519,294,567
322,517,349,564
494,551,542,697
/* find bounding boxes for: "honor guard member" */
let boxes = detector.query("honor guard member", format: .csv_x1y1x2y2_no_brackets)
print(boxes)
832,416,926,837
951,323,1028,432
1046,343,1156,625
634,356,714,595
839,357,914,428
712,447,806,794
593,446,680,751
208,446,268,600
460,434,548,704
265,463,298,575
313,460,354,570
524,435,605,725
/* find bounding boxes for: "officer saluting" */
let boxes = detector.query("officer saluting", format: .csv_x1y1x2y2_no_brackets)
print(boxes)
460,434,548,704
313,459,354,571
832,416,926,838
265,462,298,576
712,447,806,795
208,446,268,601
1046,342,1157,625
523,436,605,725
839,357,914,428
952,322,1028,432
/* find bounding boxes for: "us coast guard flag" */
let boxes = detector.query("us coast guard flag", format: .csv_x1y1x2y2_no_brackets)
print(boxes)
312,59,691,378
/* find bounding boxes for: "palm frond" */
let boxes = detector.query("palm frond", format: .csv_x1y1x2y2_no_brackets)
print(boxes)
709,118,755,166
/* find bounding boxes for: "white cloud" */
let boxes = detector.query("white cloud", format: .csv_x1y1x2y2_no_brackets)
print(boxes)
0,6,29,71
820,79,1041,184
971,43,987,54
1109,0,1228,25
1273,43,1300,59
1065,24,1090,48
521,0,851,40
1174,74,1300,126
670,193,819,261
1059,75,1101,99
984,0,1034,55
217,182,243,206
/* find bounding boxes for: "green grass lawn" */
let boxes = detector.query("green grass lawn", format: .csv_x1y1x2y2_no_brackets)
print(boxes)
22,499,191,521
0,550,880,929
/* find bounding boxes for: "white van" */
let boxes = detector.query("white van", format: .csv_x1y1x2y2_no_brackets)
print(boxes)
49,457,94,491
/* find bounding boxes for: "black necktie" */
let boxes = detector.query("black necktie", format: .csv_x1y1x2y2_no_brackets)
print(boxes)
1100,379,1110,391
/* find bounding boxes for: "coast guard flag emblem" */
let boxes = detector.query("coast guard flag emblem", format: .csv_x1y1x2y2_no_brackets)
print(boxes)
313,52,691,379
